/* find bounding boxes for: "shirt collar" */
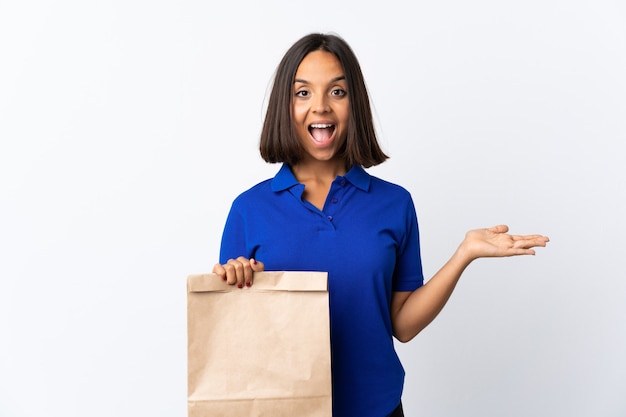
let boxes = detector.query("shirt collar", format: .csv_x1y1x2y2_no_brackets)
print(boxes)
270,163,371,192
344,165,371,191
271,164,300,192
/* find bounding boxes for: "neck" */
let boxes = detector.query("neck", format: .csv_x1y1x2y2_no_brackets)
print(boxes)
290,158,349,210
291,158,348,184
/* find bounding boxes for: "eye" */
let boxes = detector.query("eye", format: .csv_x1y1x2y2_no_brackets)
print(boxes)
295,90,309,97
331,88,347,97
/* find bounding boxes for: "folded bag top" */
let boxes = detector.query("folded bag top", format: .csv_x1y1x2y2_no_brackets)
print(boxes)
187,271,328,293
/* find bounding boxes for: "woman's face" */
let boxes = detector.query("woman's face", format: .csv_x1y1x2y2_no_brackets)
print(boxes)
292,50,350,165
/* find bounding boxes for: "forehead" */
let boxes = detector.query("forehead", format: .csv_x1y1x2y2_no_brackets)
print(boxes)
295,50,345,80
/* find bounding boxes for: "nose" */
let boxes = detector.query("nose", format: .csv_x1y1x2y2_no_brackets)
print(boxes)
312,93,330,113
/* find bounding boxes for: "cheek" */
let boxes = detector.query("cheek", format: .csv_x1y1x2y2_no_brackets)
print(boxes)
292,110,308,140
292,103,306,122
338,107,350,129
337,100,350,119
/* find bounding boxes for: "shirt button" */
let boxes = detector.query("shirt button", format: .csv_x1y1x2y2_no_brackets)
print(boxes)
327,215,333,221
331,198,338,204
339,179,346,186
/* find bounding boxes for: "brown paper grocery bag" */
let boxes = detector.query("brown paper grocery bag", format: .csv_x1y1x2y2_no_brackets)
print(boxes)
187,271,332,417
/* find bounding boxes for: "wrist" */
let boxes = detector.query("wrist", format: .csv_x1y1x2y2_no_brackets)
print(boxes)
453,240,477,269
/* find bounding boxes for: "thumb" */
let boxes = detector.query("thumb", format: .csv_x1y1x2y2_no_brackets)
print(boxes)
488,224,509,234
250,258,265,272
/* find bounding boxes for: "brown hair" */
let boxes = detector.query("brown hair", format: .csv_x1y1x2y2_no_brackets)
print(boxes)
259,33,388,168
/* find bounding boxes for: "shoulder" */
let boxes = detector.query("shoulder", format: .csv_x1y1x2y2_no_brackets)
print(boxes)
368,175,414,200
348,165,413,200
228,164,296,212
231,178,273,206
365,175,419,221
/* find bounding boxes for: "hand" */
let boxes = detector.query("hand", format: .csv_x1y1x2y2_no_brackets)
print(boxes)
212,257,265,288
459,224,549,262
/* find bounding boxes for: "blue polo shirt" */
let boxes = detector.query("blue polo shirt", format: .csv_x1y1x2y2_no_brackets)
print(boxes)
219,164,424,417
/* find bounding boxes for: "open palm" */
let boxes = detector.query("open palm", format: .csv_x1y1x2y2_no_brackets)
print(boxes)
462,224,549,259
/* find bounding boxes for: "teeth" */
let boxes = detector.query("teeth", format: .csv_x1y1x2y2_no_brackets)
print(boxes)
310,123,333,129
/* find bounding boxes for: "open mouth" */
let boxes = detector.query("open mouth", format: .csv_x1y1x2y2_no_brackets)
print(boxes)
308,123,336,144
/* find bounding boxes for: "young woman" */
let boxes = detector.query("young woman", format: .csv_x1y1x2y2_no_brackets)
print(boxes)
212,33,549,417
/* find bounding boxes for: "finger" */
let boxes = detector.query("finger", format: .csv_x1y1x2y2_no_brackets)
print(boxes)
223,258,246,287
513,236,549,249
512,248,537,256
510,243,547,257
236,256,254,288
243,258,264,287
251,258,265,272
222,260,237,285
212,263,227,281
511,234,549,242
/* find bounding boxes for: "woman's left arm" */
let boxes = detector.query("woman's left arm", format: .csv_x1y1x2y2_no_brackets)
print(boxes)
391,224,549,343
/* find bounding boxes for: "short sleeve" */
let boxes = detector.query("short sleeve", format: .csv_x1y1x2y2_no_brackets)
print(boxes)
218,200,251,264
392,194,424,292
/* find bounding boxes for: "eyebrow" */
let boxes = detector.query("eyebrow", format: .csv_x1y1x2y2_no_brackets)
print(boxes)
294,75,346,84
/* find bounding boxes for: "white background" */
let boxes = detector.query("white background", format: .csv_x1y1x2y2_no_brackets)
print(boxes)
1,1,625,416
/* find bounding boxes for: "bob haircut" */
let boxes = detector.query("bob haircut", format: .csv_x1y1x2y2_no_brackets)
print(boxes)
259,33,388,168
